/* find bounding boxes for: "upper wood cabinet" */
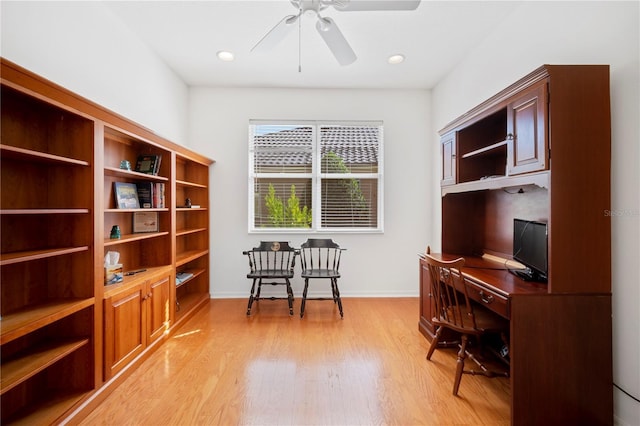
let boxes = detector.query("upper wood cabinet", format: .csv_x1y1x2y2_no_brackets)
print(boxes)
438,64,611,294
506,81,548,175
440,132,457,186
439,72,550,191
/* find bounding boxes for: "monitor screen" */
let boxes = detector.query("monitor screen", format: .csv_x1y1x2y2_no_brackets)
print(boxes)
513,218,548,281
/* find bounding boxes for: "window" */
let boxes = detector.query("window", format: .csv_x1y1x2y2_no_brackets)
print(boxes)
249,120,383,232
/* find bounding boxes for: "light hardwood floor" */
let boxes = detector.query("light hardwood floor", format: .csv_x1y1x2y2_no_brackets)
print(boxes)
80,297,510,425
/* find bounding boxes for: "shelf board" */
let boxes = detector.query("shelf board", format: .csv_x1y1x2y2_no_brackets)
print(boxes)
176,207,207,212
176,179,207,189
176,249,209,267
5,389,89,426
1,337,90,395
175,268,205,289
0,298,95,345
461,139,508,159
0,144,90,166
175,292,209,323
0,246,89,266
104,231,170,246
442,170,550,195
0,209,90,215
104,166,169,182
103,265,173,298
176,227,207,237
104,208,169,213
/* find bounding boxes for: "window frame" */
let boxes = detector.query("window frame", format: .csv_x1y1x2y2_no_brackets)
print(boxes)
248,119,384,234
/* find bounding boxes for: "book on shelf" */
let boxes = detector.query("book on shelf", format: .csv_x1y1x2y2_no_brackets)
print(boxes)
155,182,165,208
135,154,162,175
113,182,140,209
176,271,194,285
136,181,153,208
136,181,165,208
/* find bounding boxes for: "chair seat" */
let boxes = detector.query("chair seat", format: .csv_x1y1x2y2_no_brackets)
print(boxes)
300,269,340,279
247,270,294,279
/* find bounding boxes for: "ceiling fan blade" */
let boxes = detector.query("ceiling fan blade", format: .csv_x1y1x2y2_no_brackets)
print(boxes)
315,17,357,66
251,14,299,53
333,0,421,11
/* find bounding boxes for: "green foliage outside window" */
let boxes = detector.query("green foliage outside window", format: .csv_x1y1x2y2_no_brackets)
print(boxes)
265,184,312,227
322,151,368,214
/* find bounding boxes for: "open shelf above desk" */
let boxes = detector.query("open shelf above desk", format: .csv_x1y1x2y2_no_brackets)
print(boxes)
461,139,508,159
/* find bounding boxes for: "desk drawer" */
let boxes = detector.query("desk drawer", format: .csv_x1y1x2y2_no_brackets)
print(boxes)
465,279,510,319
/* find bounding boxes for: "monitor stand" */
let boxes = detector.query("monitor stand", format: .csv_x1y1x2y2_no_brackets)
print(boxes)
510,267,547,283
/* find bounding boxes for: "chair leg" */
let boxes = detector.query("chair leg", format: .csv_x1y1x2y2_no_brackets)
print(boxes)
286,279,294,316
255,278,263,300
453,334,469,396
333,278,343,318
247,278,258,315
426,326,443,360
300,279,309,318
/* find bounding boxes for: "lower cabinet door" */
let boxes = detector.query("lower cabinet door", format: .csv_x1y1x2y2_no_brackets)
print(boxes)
147,275,171,344
104,284,145,380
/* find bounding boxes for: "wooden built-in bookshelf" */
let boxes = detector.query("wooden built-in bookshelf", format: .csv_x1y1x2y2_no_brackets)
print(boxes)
0,57,214,424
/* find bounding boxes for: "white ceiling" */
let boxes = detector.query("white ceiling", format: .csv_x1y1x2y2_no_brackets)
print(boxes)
104,1,521,90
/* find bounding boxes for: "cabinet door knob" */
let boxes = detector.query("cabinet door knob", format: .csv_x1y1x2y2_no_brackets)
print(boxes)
507,133,514,140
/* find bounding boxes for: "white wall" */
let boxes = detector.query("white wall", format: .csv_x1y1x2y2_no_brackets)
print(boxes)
188,87,432,298
431,2,639,425
0,1,188,144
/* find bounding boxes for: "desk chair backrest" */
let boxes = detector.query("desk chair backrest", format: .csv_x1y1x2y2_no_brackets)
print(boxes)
424,254,478,333
299,238,343,273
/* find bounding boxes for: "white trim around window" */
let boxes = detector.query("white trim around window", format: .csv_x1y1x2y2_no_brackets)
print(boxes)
248,120,384,233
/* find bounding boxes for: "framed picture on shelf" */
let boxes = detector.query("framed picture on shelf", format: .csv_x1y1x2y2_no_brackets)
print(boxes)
135,154,162,175
133,211,159,233
113,182,140,209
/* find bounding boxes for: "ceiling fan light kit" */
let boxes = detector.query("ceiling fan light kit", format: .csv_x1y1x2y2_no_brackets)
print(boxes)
251,0,421,68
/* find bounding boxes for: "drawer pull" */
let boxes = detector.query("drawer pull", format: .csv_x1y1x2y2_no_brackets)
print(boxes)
479,291,494,304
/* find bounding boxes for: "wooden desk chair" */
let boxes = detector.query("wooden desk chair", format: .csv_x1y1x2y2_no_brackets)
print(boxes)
299,238,345,318
423,252,509,395
243,241,298,316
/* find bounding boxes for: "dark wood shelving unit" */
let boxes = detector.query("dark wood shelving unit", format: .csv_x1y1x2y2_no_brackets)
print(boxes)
425,65,613,425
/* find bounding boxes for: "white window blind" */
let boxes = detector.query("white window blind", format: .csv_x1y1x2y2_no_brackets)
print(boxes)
249,120,383,232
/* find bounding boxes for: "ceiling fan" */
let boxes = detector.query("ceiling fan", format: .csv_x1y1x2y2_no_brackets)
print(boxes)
251,0,421,67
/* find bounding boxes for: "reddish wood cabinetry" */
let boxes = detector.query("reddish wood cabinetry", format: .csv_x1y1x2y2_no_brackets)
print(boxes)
422,65,613,425
507,81,547,175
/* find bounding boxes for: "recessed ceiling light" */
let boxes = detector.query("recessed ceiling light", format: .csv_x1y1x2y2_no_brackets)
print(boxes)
387,54,405,65
217,51,235,62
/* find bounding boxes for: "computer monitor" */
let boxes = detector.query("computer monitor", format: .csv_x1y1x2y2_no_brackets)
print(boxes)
513,218,548,282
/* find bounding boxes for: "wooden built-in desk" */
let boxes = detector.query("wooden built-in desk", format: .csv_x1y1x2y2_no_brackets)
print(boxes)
419,253,612,425
420,253,548,323
425,65,613,425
